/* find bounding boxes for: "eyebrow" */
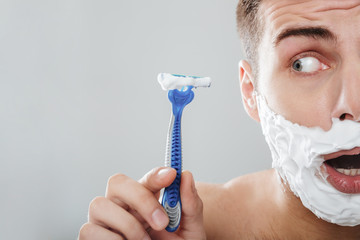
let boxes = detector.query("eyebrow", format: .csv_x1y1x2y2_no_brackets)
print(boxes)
273,26,338,47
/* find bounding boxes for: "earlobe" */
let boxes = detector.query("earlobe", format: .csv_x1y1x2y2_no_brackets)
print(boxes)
239,60,260,122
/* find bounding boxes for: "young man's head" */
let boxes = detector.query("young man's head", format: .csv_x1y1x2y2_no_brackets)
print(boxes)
237,0,360,226
236,0,262,84
237,0,360,128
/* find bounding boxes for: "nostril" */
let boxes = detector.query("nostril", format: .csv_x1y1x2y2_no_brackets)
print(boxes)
339,113,354,121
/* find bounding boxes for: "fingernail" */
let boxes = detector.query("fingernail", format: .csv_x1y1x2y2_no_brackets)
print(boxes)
158,168,172,177
152,208,168,229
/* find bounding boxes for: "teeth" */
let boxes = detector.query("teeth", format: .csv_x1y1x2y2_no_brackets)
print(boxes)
335,168,360,176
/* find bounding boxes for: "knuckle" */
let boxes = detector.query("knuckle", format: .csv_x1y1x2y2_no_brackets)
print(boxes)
89,196,107,215
186,193,203,217
141,171,152,185
107,173,128,188
197,197,204,211
137,189,154,202
193,188,204,212
140,167,159,184
125,190,157,217
78,223,94,239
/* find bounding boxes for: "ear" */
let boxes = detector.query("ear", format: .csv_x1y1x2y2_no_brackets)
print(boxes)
239,60,260,122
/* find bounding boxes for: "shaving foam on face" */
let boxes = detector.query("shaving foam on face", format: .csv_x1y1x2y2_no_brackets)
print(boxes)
256,93,360,226
158,73,211,91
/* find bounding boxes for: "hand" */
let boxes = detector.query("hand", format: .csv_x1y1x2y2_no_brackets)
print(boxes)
78,167,206,240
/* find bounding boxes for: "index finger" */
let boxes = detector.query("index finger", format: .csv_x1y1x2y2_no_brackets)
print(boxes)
139,167,177,193
105,167,176,212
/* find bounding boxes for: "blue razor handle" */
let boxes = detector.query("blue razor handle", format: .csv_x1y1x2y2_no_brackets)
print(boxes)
161,86,194,232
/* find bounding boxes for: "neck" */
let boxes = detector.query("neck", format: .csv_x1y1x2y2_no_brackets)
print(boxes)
272,171,360,240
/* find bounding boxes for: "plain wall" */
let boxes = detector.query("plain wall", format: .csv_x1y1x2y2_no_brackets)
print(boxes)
0,0,271,239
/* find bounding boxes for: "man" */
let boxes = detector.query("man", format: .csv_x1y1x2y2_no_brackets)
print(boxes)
79,0,360,239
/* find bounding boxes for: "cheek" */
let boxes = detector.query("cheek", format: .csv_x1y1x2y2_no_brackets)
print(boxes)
264,82,334,130
257,40,335,130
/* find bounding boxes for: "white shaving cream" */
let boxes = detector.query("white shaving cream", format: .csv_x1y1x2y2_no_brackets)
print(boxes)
256,93,360,226
158,73,211,91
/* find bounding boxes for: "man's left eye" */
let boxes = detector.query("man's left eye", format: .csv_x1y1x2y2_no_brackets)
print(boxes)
292,57,329,73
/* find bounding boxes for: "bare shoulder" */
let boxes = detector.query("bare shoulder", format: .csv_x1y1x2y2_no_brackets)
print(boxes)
224,169,277,198
196,169,279,240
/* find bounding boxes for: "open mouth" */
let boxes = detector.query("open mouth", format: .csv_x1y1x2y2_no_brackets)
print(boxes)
325,154,360,176
323,148,360,193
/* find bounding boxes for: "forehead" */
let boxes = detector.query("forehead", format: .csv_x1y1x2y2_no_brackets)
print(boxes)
259,0,360,44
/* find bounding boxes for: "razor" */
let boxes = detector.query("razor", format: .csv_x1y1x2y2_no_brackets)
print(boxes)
157,73,211,232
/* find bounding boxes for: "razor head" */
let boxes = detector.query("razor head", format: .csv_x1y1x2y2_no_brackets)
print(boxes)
158,73,211,91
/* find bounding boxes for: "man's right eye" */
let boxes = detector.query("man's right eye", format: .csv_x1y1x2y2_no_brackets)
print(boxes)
292,56,329,73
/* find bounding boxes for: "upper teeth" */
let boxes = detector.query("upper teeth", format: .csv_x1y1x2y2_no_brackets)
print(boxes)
335,168,360,176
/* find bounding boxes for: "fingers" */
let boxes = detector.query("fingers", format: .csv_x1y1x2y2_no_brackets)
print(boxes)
88,196,150,240
105,167,176,231
106,167,176,206
179,171,206,235
81,168,206,240
79,222,124,240
139,167,177,193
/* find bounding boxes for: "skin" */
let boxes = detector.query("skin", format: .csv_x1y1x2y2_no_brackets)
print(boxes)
79,0,360,239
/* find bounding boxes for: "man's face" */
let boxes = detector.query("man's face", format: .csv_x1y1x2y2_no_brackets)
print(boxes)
257,0,360,131
248,0,360,196
239,0,360,224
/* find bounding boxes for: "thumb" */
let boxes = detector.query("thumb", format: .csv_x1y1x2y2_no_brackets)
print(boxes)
179,171,205,236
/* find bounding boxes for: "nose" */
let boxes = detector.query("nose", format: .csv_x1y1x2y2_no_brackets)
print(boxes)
332,66,360,122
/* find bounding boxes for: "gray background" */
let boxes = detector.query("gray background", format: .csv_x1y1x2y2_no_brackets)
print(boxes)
0,0,271,239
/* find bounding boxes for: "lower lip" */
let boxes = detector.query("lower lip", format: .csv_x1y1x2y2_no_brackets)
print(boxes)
325,164,360,194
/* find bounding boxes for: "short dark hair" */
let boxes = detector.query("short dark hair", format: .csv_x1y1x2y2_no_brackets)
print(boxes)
236,0,263,83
